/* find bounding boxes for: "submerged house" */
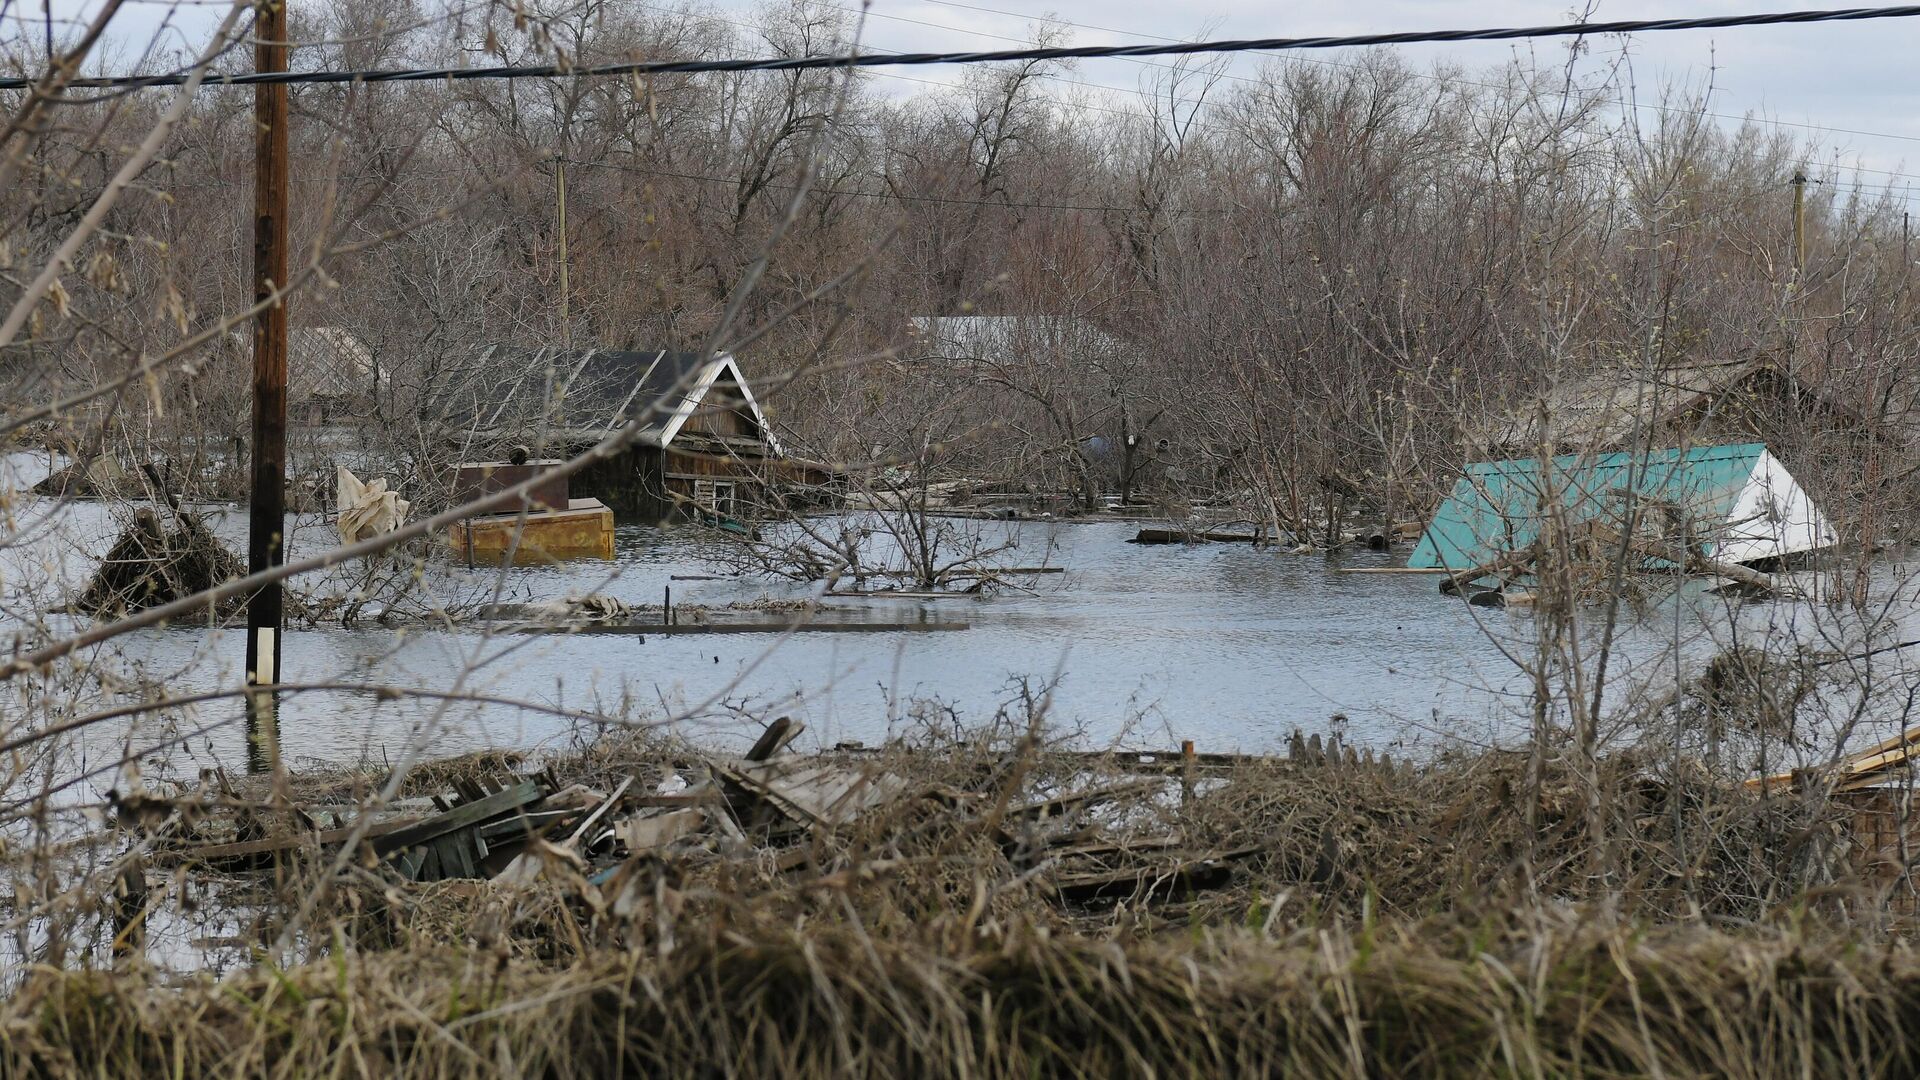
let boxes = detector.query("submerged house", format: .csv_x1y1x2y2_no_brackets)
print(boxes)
1408,443,1837,575
1491,358,1858,455
196,327,383,424
436,347,783,521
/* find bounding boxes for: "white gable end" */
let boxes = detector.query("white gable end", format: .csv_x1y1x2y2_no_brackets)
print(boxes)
1714,449,1837,564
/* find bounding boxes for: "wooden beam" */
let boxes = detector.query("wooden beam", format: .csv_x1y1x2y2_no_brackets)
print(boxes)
371,781,543,857
171,816,423,866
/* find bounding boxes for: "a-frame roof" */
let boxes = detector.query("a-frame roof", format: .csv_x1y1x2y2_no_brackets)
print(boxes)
436,347,781,454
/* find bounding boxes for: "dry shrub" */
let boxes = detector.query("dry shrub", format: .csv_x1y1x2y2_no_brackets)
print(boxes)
333,877,587,962
393,750,532,798
255,727,1854,958
1181,749,1832,925
30,723,1892,1077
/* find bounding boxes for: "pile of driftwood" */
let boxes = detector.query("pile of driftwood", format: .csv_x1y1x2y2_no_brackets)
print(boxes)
75,507,246,616
126,720,1414,914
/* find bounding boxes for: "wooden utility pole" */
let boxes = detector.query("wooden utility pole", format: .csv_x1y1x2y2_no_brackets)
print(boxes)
246,0,289,775
555,156,571,345
1791,171,1808,279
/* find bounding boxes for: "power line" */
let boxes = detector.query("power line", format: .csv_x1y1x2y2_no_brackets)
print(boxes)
899,0,1920,183
857,1,1920,202
3,5,1919,90
39,0,1920,201
584,0,1920,203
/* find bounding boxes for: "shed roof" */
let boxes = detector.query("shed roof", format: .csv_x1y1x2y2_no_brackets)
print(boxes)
435,347,780,453
1491,358,1834,451
1407,443,1831,572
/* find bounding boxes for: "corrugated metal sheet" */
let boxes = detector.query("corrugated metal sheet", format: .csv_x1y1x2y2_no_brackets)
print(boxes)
1407,443,1831,572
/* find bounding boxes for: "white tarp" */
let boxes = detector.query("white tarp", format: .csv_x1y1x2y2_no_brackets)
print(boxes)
336,466,409,544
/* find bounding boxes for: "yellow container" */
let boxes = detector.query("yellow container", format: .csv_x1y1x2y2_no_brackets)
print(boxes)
449,498,615,565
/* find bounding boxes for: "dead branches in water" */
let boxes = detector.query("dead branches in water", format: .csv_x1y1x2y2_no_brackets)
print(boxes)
73,508,245,617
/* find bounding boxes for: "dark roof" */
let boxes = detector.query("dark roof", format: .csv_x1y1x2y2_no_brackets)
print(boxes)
434,346,714,440
1489,357,1861,452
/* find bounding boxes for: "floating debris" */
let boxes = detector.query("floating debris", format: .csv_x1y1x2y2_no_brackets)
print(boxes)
335,465,409,543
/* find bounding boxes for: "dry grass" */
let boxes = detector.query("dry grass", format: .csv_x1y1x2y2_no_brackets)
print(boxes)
7,720,1906,1077
7,908,1917,1078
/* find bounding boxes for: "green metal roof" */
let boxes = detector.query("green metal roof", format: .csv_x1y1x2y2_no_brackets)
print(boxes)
1407,443,1766,572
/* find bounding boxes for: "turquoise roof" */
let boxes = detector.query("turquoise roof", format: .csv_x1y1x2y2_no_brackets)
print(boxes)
1407,443,1766,572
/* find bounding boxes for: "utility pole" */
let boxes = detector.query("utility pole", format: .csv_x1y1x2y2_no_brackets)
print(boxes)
555,156,571,346
246,0,289,776
1791,171,1808,280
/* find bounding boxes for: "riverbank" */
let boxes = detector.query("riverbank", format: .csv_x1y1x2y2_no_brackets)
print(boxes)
6,720,1913,1077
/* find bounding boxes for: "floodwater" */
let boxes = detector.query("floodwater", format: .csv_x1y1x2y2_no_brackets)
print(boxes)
8,451,1920,783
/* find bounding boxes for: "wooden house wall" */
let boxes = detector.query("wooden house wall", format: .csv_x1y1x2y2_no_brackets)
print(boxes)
679,373,755,438
572,445,770,522
1840,788,1920,916
572,445,668,522
546,371,786,522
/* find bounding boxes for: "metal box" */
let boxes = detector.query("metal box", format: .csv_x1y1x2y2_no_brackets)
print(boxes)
451,460,569,513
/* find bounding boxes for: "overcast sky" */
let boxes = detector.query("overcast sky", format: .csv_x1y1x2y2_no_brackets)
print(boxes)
14,0,1920,198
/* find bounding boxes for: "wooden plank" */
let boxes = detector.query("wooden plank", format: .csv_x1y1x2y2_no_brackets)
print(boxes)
1750,725,1920,792
429,835,476,880
1131,527,1259,545
746,717,801,762
631,793,705,808
476,809,576,842
171,816,425,865
1046,835,1183,859
564,776,634,846
372,781,543,857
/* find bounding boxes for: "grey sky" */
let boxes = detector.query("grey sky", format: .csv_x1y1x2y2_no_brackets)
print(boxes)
13,0,1920,197
860,1,1920,197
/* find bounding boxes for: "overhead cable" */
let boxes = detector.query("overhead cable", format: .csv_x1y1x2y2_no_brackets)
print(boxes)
2,5,1918,91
